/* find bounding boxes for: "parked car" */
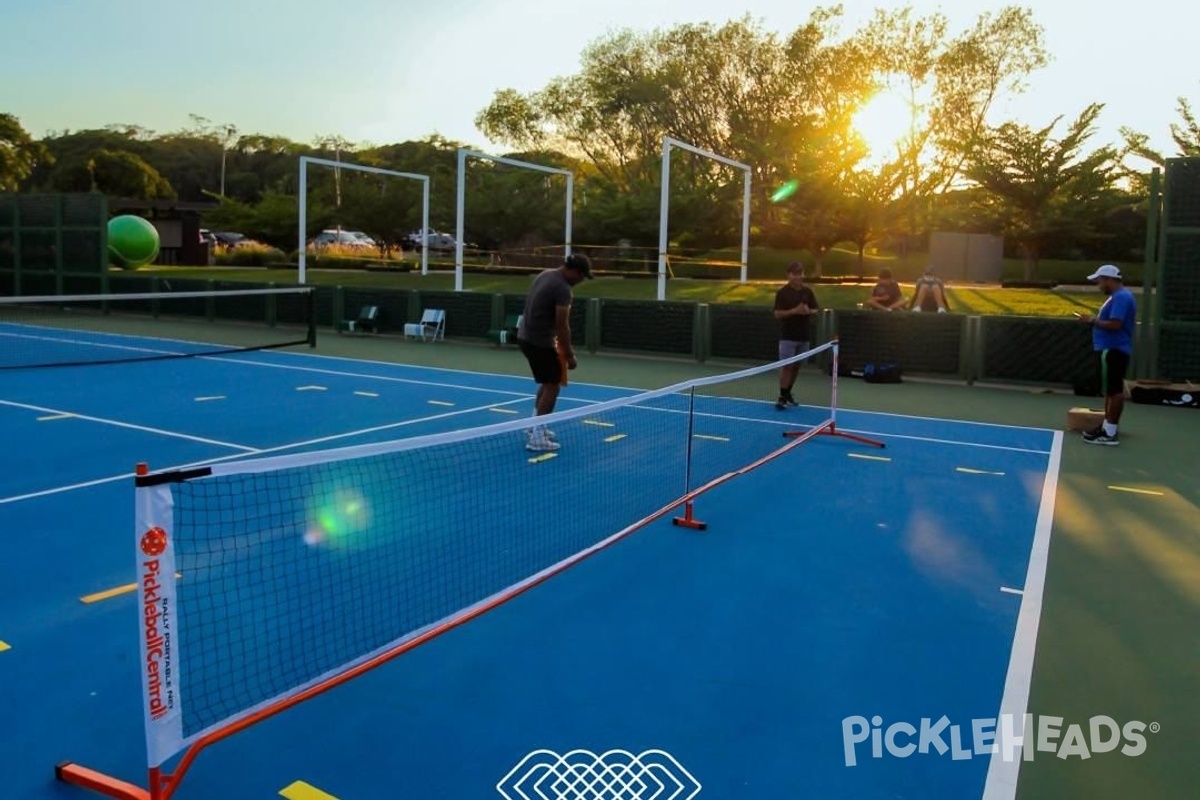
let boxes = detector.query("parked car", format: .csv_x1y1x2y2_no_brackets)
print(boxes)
212,231,247,248
309,229,375,249
403,229,459,252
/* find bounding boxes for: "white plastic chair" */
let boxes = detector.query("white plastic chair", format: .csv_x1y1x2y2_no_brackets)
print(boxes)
403,308,445,342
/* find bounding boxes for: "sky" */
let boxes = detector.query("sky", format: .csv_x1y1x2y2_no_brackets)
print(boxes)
1,0,1196,163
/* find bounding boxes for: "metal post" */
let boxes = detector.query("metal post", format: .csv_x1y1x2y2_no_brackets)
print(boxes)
1152,165,1171,379
1138,168,1161,379
297,157,308,284
421,177,430,276
657,140,671,302
455,149,466,292
565,173,574,258
741,171,751,284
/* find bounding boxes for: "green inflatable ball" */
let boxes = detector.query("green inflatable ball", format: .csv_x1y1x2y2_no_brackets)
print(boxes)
108,215,160,269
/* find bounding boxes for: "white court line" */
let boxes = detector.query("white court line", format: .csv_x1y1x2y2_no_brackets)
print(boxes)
206,347,1051,453
0,399,255,452
0,329,189,357
999,586,1024,596
265,347,1060,434
0,396,532,506
573,400,1052,455
208,354,534,399
981,430,1063,800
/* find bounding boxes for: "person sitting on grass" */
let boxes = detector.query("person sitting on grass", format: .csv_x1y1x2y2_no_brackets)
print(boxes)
866,268,907,311
910,266,949,313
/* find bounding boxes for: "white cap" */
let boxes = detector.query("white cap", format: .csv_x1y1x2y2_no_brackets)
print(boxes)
1087,264,1122,281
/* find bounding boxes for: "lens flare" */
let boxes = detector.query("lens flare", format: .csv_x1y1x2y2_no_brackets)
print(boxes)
305,489,370,548
771,179,799,203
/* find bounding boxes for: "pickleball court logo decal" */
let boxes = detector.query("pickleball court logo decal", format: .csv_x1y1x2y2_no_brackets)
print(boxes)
497,749,701,799
140,526,168,557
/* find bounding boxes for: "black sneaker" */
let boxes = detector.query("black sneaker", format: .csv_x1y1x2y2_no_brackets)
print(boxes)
1081,426,1104,442
775,395,787,410
784,391,799,406
1083,431,1119,446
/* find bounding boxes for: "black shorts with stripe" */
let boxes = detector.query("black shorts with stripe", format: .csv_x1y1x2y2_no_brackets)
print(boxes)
1099,349,1129,396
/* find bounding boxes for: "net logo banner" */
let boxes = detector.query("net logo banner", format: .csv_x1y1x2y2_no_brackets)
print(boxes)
497,749,701,800
140,527,173,721
137,484,184,767
842,714,1158,767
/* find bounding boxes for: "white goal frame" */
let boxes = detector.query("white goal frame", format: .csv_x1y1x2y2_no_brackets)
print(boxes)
658,137,752,301
297,155,431,283
455,149,574,292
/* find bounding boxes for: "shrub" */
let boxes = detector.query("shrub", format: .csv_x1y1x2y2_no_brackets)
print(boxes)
214,242,288,267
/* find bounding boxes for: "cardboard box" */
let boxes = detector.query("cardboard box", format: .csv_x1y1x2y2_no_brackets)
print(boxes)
1067,407,1105,431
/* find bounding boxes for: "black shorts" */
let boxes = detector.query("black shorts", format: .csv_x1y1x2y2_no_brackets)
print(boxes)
1099,349,1129,396
519,339,562,385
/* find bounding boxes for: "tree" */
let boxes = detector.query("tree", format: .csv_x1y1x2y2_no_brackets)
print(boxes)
1119,94,1200,195
964,103,1122,279
51,148,176,199
0,113,52,191
477,11,876,257
858,6,1049,246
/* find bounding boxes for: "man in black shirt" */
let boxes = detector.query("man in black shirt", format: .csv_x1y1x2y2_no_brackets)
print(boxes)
773,262,820,410
517,253,592,451
866,268,906,310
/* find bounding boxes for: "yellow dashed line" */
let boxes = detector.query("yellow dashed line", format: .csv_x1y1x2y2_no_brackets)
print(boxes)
81,573,183,604
1108,485,1164,497
279,781,341,800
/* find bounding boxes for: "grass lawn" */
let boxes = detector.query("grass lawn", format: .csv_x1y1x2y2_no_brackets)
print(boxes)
139,265,1113,318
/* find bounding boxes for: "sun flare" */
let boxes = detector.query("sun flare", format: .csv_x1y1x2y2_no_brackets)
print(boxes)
851,88,914,164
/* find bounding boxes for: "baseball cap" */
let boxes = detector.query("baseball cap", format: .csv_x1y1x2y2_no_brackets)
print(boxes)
1087,264,1122,281
564,253,593,279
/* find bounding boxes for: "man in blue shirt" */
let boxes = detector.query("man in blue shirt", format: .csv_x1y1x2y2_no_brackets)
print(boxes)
1078,264,1137,446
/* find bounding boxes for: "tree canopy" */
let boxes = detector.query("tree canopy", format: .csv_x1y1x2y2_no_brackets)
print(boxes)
1,6,1186,277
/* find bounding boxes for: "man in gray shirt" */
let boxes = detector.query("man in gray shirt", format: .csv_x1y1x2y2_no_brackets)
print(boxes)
517,253,592,451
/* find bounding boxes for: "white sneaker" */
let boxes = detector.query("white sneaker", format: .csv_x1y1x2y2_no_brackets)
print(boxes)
525,431,561,452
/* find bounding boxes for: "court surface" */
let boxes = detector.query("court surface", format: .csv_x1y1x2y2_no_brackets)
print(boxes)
0,342,1059,800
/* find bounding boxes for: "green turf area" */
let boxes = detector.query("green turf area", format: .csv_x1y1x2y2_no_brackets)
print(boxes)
137,265,1116,318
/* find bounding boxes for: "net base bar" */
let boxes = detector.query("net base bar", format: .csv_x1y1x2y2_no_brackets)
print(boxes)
55,763,151,800
783,423,886,449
